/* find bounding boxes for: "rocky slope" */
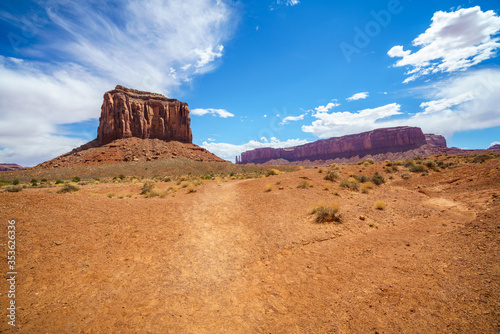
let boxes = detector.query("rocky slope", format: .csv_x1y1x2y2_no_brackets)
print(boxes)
35,138,226,168
237,126,445,165
98,85,192,145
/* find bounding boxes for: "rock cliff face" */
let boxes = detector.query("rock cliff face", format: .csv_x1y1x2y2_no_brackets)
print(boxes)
97,85,192,145
238,127,434,164
425,134,447,147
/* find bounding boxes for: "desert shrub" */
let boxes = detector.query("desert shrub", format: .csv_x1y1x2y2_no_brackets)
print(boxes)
324,169,339,181
41,178,48,183
384,167,392,173
12,179,20,185
472,154,494,163
119,174,126,180
423,159,436,168
408,164,427,173
55,179,64,184
72,176,81,183
266,169,280,177
229,171,235,177
340,179,359,191
310,201,341,223
371,173,385,186
203,171,214,180
392,165,399,172
366,158,375,165
265,183,274,192
0,180,10,186
31,178,37,183
57,183,80,194
180,181,189,188
361,182,374,193
4,185,22,193
297,180,313,189
385,161,393,166
187,184,197,193
141,180,156,195
401,173,411,180
375,200,386,210
107,193,115,198
404,160,415,168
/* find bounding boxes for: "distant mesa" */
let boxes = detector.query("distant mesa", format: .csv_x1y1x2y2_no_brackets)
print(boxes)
35,85,225,168
488,144,500,150
236,126,452,165
0,163,25,171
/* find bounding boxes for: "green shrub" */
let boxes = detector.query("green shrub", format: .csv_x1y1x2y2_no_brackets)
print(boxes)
371,173,385,186
324,169,339,181
57,183,80,193
41,178,48,183
401,173,411,180
408,164,427,173
31,178,37,183
4,185,22,193
423,159,436,168
340,179,360,191
55,179,64,184
72,176,81,183
12,179,20,185
310,201,341,223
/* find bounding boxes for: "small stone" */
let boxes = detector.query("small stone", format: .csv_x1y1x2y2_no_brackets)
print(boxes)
359,215,366,221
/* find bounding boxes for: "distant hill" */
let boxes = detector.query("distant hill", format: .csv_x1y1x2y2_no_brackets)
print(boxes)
0,163,25,171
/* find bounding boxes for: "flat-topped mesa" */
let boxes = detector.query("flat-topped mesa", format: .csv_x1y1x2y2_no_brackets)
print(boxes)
97,85,193,146
238,126,430,164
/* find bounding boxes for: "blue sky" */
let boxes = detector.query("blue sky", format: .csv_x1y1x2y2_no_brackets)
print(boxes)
0,0,499,166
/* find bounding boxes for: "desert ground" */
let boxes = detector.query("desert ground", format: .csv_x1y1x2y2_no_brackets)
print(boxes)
1,154,499,333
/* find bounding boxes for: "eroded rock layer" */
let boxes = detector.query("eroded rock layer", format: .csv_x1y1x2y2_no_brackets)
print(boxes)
97,85,192,145
238,127,434,164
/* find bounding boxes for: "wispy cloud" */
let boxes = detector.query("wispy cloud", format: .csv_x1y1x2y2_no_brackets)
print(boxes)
388,6,500,83
347,92,369,101
277,0,300,6
191,108,235,118
280,114,305,125
314,102,339,113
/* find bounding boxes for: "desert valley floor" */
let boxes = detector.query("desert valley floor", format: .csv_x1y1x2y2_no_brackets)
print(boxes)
1,156,499,333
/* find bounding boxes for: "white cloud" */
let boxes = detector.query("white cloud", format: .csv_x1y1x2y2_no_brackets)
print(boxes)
347,92,369,101
315,102,339,113
280,114,305,125
0,0,236,165
302,103,403,138
490,141,500,148
202,137,309,162
191,108,235,118
277,0,300,6
388,6,500,83
302,69,500,139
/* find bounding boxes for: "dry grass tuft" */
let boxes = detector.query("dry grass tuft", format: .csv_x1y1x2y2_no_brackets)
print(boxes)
375,200,386,210
265,183,274,192
57,183,80,194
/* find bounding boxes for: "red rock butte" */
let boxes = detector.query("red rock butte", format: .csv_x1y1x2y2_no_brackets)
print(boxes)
97,85,192,145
